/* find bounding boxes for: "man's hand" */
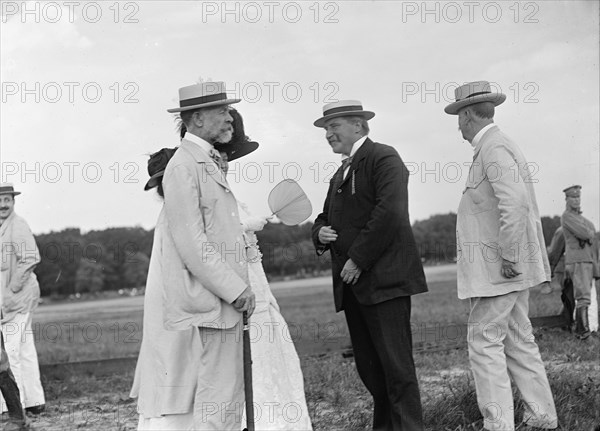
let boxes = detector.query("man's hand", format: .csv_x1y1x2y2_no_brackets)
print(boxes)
341,258,362,285
232,286,255,317
318,226,338,244
540,281,553,294
501,258,521,279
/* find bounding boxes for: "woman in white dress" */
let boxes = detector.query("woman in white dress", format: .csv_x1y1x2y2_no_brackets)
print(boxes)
215,109,313,430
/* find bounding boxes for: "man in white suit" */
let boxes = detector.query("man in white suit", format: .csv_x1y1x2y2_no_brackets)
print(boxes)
163,81,255,430
445,81,557,431
1,183,45,419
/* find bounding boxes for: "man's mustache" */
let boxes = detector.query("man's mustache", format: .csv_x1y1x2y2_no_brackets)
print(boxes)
0,207,9,211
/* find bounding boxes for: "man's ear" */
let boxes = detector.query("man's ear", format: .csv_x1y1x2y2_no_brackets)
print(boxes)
192,111,204,127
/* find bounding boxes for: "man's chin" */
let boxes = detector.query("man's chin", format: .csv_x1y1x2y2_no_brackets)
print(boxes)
329,143,342,153
217,131,233,144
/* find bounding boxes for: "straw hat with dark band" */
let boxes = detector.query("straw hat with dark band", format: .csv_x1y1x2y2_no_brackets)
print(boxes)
167,81,240,113
0,183,21,196
444,81,506,115
314,100,375,128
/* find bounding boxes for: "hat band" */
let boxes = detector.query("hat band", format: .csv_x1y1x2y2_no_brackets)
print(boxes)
0,186,16,193
323,105,364,117
457,91,493,101
180,93,228,108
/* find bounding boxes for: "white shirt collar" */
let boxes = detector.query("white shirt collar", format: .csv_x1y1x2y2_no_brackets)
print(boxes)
343,135,368,161
184,132,214,154
471,123,496,150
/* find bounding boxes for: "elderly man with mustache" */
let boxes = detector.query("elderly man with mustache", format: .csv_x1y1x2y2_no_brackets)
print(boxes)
159,81,255,430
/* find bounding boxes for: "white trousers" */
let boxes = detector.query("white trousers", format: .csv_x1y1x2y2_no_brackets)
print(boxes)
138,413,194,430
468,290,557,431
193,324,244,431
1,312,45,411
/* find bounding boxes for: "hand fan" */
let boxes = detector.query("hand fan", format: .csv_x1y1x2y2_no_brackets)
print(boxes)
267,179,312,226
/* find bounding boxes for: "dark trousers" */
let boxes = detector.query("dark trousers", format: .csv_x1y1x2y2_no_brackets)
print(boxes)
343,289,423,431
561,277,575,327
0,329,25,421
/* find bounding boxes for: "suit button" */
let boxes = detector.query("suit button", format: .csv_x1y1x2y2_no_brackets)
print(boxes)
225,189,230,193
337,189,342,193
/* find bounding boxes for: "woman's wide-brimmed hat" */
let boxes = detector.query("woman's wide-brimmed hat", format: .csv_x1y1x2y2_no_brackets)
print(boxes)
215,141,259,162
0,183,21,196
167,81,240,113
444,81,506,115
144,147,177,190
313,100,375,128
214,108,259,161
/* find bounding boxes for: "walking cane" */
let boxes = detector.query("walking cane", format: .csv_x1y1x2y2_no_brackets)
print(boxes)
242,311,255,431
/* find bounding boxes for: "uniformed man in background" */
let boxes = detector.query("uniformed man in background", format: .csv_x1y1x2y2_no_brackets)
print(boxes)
561,185,597,340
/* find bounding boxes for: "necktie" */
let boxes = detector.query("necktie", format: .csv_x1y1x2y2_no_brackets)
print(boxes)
333,156,353,191
341,156,353,179
209,148,222,164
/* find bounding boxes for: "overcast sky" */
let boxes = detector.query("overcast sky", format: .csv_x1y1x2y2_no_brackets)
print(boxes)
1,0,598,235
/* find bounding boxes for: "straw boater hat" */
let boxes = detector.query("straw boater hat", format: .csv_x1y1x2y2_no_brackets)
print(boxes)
0,183,21,196
314,100,375,128
444,81,506,115
167,81,240,113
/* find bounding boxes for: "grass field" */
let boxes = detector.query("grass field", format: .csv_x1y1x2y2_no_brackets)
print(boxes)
31,265,567,362
6,264,599,430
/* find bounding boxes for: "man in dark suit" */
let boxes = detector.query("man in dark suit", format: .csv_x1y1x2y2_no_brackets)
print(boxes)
312,100,428,431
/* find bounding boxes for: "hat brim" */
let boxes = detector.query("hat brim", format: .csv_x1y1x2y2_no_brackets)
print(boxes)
444,93,506,115
167,98,241,113
144,171,165,191
214,141,259,162
0,191,21,196
314,111,375,128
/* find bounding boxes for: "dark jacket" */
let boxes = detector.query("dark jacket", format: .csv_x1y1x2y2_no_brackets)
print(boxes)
312,138,427,311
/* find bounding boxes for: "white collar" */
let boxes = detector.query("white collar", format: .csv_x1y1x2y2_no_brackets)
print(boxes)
343,135,368,161
471,123,496,150
184,132,214,155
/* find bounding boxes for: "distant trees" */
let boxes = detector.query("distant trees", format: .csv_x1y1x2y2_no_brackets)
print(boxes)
257,222,330,277
32,213,567,297
412,213,457,264
34,227,151,297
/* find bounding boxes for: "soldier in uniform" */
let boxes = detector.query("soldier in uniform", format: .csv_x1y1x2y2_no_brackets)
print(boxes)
546,226,575,330
561,185,596,340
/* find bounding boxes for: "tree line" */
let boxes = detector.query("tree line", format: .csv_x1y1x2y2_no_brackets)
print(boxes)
31,214,563,298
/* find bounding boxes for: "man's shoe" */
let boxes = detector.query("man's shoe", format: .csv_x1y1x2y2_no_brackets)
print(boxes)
24,404,45,415
575,307,591,340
